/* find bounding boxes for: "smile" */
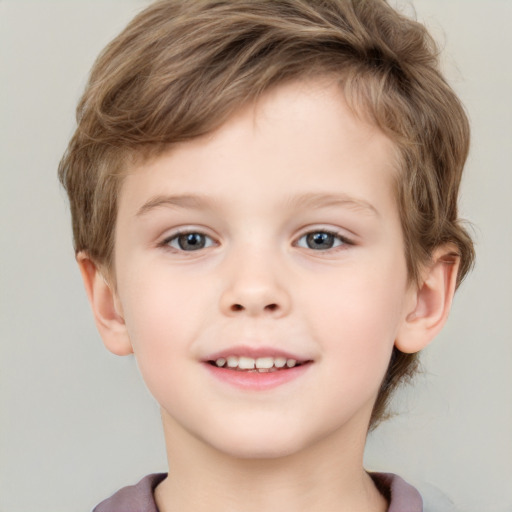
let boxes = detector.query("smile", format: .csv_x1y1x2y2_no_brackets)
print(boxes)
210,356,302,372
204,348,313,391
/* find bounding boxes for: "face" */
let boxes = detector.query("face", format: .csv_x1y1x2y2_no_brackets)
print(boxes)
112,79,413,459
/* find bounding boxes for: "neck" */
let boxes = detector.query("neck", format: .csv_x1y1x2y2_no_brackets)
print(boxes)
155,412,387,512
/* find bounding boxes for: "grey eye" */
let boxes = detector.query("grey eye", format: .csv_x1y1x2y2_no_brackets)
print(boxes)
297,231,344,250
168,233,214,251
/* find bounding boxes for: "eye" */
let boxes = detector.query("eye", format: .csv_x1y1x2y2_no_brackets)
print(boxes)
296,230,348,251
165,232,215,251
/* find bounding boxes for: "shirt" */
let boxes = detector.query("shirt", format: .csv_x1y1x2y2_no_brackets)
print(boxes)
93,472,423,511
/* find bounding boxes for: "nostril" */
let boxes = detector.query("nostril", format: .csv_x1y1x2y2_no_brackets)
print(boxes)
265,303,279,312
230,304,244,312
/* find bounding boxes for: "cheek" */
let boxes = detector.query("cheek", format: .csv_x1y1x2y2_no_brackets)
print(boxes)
302,261,407,380
117,269,208,387
120,260,209,339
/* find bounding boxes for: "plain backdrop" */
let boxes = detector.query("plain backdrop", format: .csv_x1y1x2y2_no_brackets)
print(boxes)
1,1,511,511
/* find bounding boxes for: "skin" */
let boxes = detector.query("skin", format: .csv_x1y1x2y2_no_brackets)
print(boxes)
79,79,459,512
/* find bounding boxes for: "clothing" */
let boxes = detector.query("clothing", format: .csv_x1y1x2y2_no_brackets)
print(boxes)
92,472,423,512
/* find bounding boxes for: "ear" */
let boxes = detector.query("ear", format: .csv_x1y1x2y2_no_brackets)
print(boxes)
77,253,133,356
395,245,460,354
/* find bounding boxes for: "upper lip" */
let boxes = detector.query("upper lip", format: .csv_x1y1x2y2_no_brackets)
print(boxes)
204,345,312,364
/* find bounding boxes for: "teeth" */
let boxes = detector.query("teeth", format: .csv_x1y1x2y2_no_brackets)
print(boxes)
238,356,255,370
213,356,301,371
274,357,286,368
226,356,238,368
255,357,274,369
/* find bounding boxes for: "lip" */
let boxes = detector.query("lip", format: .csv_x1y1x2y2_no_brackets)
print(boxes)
204,345,309,363
204,361,312,391
202,345,313,391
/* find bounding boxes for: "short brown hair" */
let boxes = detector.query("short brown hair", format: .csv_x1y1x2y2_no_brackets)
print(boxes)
58,0,474,428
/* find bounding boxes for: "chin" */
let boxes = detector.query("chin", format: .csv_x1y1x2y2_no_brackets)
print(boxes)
202,426,313,460
216,442,303,460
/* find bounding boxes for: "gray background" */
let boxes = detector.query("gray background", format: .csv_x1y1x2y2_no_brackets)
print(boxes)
1,1,511,511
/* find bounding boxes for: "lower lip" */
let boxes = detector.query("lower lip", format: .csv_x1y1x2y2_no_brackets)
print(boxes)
204,363,312,391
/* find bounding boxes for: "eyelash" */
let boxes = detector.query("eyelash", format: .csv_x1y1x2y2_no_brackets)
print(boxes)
159,229,354,253
295,229,353,251
160,230,216,252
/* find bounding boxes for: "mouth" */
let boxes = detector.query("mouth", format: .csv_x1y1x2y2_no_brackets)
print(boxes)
208,356,309,373
203,347,313,390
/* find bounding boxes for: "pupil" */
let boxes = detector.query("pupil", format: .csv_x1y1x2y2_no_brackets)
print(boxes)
307,232,333,249
179,233,205,250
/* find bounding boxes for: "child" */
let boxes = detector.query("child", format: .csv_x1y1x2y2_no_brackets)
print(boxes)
58,1,474,510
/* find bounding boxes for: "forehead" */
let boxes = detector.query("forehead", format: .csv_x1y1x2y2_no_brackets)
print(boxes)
120,79,399,218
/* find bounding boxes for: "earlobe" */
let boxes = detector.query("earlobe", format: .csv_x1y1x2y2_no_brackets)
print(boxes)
77,253,133,356
395,246,460,354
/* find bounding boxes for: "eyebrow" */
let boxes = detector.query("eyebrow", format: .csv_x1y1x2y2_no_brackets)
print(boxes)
285,192,380,217
136,192,380,217
136,194,218,216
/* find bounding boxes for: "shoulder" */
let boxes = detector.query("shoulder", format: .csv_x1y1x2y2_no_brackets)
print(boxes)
370,472,423,512
370,472,459,512
92,473,167,512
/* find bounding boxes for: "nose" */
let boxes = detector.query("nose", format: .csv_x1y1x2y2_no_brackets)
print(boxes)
219,249,291,318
